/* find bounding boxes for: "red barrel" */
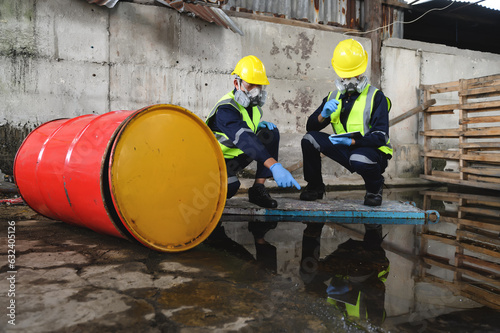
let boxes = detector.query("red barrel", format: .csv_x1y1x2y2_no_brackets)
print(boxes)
14,104,227,252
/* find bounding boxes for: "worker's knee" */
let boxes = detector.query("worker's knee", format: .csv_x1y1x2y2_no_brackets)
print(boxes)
349,154,379,174
257,127,280,146
301,133,321,151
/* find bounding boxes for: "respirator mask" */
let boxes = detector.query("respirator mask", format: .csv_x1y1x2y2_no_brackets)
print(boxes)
234,78,267,107
335,75,368,94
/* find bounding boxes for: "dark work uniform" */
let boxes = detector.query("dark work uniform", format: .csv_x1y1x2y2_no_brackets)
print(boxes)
206,90,280,198
301,90,391,193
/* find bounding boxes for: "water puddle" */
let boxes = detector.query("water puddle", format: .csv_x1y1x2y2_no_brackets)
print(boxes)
214,185,500,332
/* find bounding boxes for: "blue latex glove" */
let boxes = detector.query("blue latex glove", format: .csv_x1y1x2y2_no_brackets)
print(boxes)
320,99,339,118
258,121,276,130
269,163,301,189
329,136,352,146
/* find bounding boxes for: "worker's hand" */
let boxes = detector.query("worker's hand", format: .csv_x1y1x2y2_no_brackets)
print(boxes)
258,121,277,130
329,136,352,146
320,99,339,118
269,163,301,189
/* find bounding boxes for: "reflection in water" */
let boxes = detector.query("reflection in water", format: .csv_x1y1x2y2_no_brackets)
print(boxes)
205,221,278,274
213,186,500,332
418,188,500,312
300,223,389,326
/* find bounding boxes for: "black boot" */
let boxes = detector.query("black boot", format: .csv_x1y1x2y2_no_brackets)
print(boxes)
364,181,384,206
248,184,278,208
300,183,325,201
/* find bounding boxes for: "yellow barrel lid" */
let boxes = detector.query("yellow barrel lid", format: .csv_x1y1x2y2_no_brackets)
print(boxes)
108,104,227,252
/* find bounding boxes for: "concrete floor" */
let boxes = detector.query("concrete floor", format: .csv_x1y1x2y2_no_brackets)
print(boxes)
0,197,360,332
1,178,499,333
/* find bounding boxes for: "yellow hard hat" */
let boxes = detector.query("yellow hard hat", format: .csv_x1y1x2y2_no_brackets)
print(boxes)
231,55,270,85
331,39,368,78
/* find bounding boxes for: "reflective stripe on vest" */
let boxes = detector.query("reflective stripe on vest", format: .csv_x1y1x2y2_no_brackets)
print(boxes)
206,91,262,159
328,85,393,156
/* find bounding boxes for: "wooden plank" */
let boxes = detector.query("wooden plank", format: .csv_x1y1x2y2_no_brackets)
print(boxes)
461,100,500,110
364,0,382,87
457,229,500,247
431,170,460,179
464,199,500,209
440,215,458,224
462,154,500,163
421,150,460,159
389,99,436,126
460,84,500,97
420,190,500,204
468,174,500,184
459,79,469,183
461,115,500,125
422,256,500,287
382,0,413,9
460,241,500,259
427,103,460,112
420,81,459,94
424,90,433,176
465,74,500,87
420,190,460,201
420,129,460,137
421,232,456,245
460,206,500,219
462,225,500,239
463,127,500,137
420,174,500,191
462,166,500,177
457,253,500,274
226,10,356,33
460,142,500,149
422,275,500,310
457,217,500,232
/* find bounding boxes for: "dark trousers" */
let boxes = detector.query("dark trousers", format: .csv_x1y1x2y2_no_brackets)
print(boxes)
301,131,388,193
226,127,280,198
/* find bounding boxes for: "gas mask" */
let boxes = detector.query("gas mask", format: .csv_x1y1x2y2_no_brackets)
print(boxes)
234,79,267,107
335,75,368,94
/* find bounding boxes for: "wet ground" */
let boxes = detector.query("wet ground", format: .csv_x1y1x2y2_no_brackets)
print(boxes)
1,182,500,332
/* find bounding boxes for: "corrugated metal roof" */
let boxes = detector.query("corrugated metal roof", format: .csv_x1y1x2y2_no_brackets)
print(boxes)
408,0,500,11
222,0,363,28
86,0,405,37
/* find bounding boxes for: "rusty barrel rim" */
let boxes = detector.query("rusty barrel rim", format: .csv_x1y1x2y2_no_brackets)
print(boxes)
107,104,227,252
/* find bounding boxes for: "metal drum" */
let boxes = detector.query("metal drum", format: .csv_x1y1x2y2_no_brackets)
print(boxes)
14,104,227,252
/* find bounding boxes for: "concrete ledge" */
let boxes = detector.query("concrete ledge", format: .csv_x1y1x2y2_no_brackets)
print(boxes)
237,176,439,193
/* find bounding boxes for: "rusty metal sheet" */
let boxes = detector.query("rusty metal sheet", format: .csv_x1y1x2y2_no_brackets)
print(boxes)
87,0,119,8
156,0,244,35
222,196,440,224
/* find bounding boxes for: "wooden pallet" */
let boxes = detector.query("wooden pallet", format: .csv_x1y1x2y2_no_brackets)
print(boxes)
420,74,500,191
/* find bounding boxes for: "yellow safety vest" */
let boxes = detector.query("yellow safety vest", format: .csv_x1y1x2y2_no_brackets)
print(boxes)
328,85,393,156
206,91,262,159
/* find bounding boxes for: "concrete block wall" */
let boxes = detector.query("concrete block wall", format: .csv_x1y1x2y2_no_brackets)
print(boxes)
1,0,500,181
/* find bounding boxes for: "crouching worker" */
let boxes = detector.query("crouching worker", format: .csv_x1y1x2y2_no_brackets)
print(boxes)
206,55,300,209
300,39,392,206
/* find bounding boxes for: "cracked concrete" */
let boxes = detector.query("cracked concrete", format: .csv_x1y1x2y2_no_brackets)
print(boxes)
0,214,348,333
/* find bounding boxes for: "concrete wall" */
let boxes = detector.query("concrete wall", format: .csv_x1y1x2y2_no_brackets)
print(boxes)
1,0,500,180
